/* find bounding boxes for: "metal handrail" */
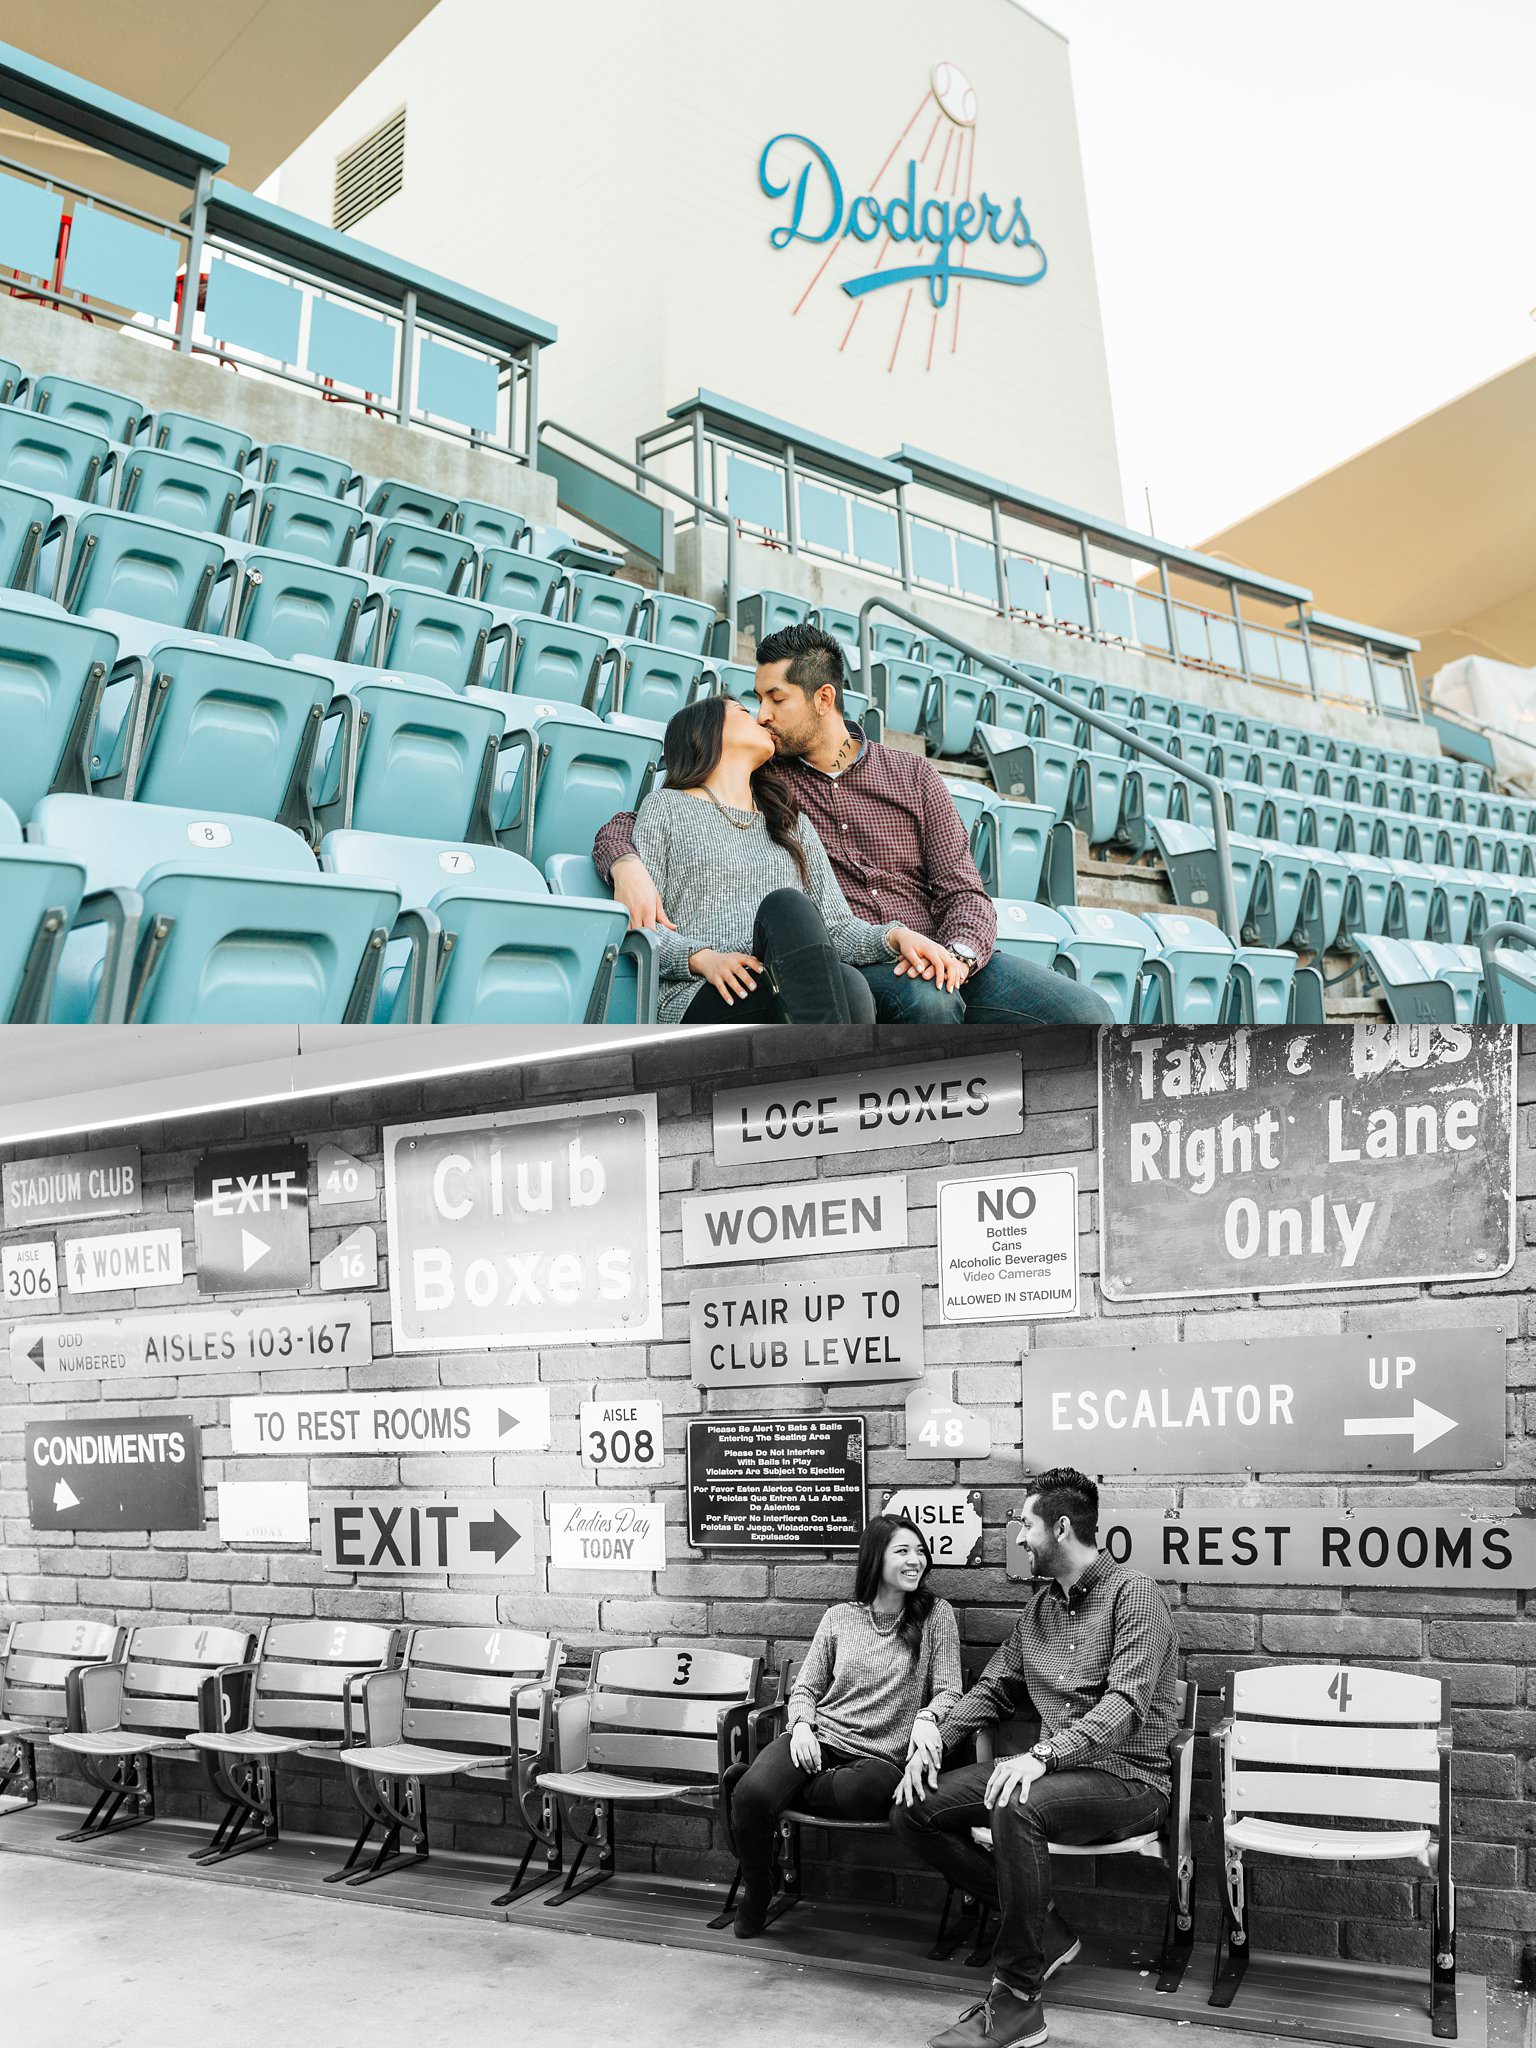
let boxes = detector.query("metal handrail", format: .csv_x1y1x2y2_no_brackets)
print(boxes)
856,595,1243,940
538,418,737,635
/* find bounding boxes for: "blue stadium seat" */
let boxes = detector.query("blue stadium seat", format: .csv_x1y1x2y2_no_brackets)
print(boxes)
1247,848,1312,949
868,657,933,734
978,683,1039,740
359,478,456,528
0,796,84,1022
312,676,503,842
990,898,1070,970
707,660,758,705
115,449,241,537
527,523,623,572
1477,924,1536,1025
1370,809,1422,865
1303,797,1350,854
923,673,987,757
1336,852,1395,948
1258,789,1309,847
871,623,920,662
1133,691,1181,731
373,585,495,693
0,592,115,818
842,687,884,742
1093,684,1138,723
1148,820,1262,930
1118,762,1185,854
370,519,476,595
1294,850,1353,953
254,445,355,499
544,852,661,1023
812,606,861,665
736,590,810,643
29,794,397,1024
478,544,565,616
1357,935,1483,1024
972,798,1058,901
495,706,662,868
1137,913,1304,1026
1466,876,1520,940
142,412,253,471
1206,710,1247,745
1425,867,1476,946
604,640,706,723
1462,826,1509,873
636,591,718,658
1270,724,1312,759
0,357,25,405
1053,906,1150,1023
569,570,643,638
238,484,365,567
31,374,145,442
0,482,54,594
1174,731,1223,777
924,639,966,673
503,616,610,710
1383,859,1437,941
937,776,996,842
456,499,529,551
54,510,224,629
1067,750,1131,846
973,728,1078,820
322,830,626,1023
223,551,368,661
0,408,109,500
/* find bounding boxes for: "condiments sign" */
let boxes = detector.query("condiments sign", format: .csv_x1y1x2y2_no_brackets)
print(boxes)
1098,1025,1515,1299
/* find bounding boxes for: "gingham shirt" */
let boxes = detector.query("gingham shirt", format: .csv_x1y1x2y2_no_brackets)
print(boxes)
593,728,997,967
935,1553,1180,1790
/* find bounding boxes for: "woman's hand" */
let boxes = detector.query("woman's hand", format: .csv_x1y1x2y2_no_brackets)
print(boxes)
689,948,763,1005
788,1722,822,1771
893,1717,943,1808
611,855,676,932
888,928,967,991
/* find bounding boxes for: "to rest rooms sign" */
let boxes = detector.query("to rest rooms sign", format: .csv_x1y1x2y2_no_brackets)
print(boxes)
383,1096,662,1351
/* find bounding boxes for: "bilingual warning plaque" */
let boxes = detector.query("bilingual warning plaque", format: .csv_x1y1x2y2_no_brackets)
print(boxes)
686,1415,865,1549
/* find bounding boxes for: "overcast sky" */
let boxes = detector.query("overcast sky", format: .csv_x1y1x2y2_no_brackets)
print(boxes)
1019,0,1534,543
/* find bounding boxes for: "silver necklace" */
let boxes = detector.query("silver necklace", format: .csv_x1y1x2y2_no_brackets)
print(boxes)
703,786,759,830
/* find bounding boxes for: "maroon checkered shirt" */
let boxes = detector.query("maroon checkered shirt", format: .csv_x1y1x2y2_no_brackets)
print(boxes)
592,734,997,966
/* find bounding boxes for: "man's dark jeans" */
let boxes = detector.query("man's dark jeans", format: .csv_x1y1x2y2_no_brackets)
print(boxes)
889,1763,1168,1997
859,951,1113,1026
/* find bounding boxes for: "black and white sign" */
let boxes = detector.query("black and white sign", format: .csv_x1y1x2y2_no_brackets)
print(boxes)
3,1146,142,1228
3,1242,57,1308
318,1226,377,1292
9,1298,371,1384
881,1487,984,1566
712,1054,1023,1164
690,1275,924,1384
194,1143,310,1293
686,1415,866,1548
63,1228,184,1296
321,1494,536,1574
1099,1025,1516,1298
549,1499,666,1570
383,1096,661,1351
26,1414,202,1531
580,1400,664,1470
1006,1510,1536,1589
937,1169,1079,1323
1022,1327,1505,1475
229,1386,550,1455
905,1382,992,1460
680,1174,908,1266
315,1145,377,1206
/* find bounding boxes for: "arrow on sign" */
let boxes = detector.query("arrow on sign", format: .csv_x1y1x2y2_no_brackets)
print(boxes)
28,1338,45,1373
53,1478,79,1511
468,1511,521,1564
241,1230,270,1273
498,1409,521,1438
1343,1401,1458,1454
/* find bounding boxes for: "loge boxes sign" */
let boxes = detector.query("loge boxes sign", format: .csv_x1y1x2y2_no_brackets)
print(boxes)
1099,1024,1515,1298
711,1054,1023,1163
383,1096,661,1350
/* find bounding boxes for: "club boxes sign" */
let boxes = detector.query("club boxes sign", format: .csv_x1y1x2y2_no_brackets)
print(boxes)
9,1299,371,1384
1022,1328,1505,1476
229,1387,551,1455
383,1096,661,1351
321,1495,535,1575
690,1275,924,1385
1099,1026,1515,1298
26,1415,202,1531
680,1174,907,1266
3,1146,142,1227
687,1415,866,1548
550,1500,666,1571
1006,1512,1536,1590
712,1054,1022,1165
937,1170,1079,1323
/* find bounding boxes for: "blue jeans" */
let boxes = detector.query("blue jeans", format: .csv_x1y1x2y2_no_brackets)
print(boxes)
860,951,1113,1027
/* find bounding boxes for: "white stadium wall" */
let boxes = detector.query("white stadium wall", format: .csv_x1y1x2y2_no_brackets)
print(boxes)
272,0,1125,519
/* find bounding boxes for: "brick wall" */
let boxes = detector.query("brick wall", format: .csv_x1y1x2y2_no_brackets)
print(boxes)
2,1022,1531,1982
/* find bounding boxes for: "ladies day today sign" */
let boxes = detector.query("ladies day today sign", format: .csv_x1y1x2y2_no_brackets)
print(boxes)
1098,1026,1516,1299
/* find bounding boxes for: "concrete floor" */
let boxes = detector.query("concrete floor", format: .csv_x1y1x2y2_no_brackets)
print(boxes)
4,1853,1332,2048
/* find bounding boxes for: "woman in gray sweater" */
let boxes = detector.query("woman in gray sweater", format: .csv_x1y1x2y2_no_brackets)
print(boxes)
633,695,960,1023
724,1513,962,1937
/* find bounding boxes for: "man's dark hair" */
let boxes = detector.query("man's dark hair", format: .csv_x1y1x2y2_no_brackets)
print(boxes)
1025,1468,1099,1545
755,620,846,712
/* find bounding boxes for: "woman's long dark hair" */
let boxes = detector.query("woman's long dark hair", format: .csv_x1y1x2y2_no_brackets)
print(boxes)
851,1513,935,1665
662,696,810,886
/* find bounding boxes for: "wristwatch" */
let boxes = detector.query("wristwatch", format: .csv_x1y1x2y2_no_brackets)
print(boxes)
951,943,978,967
1029,1740,1056,1772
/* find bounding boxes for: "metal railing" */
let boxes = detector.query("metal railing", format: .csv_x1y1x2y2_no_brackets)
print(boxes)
856,594,1243,940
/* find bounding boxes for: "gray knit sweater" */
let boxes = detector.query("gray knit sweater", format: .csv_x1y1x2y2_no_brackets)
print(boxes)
786,1599,963,1766
631,787,896,1022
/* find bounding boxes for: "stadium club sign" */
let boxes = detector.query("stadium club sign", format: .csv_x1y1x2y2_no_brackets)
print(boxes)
757,134,1047,307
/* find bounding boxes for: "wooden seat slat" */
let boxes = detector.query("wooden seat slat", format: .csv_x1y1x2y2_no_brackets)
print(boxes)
409,1626,554,1674
402,1706,529,1752
591,1646,757,1697
125,1625,252,1665
2,1688,61,1720
590,1691,724,1738
1232,1722,1438,1773
258,1621,395,1663
6,1649,104,1685
254,1699,345,1736
586,1729,721,1779
406,1668,539,1711
1230,1768,1437,1825
121,1698,199,1732
7,1621,121,1661
253,1662,364,1700
124,1662,205,1698
1231,1663,1439,1725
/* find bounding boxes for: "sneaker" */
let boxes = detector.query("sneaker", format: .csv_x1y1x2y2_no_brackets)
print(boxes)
1043,1909,1081,1980
927,1987,1048,2048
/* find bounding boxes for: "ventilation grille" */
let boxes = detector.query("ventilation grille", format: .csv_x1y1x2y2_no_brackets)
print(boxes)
333,109,406,232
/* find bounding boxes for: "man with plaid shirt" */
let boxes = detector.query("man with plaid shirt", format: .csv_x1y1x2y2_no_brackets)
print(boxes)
591,623,1111,1027
891,1468,1180,2048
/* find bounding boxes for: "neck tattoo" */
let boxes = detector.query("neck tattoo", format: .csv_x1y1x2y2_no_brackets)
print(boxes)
826,732,856,777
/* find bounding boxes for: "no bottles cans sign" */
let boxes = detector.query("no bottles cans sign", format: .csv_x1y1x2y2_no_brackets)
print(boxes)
383,1096,662,1351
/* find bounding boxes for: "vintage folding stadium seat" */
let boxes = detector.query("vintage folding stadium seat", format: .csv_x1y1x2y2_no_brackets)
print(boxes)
600,639,706,723
0,591,115,819
478,544,566,618
334,1626,563,1905
368,519,476,594
29,793,399,1024
141,411,253,471
636,590,718,658
0,479,51,592
0,356,25,404
867,656,933,734
0,408,110,501
0,795,85,1022
358,476,456,527
51,509,225,633
113,448,241,537
0,1618,127,1811
539,1644,760,1907
456,497,529,551
322,830,628,1023
545,852,662,1023
568,569,644,638
1054,906,1152,1023
923,671,988,757
253,443,356,499
30,373,146,442
310,676,503,844
989,898,1070,969
183,1620,399,1865
49,1622,259,1843
971,797,1066,903
495,704,663,869
501,615,611,709
235,483,365,567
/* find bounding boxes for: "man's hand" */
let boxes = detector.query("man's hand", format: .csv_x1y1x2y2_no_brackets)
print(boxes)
788,1722,822,1771
984,1753,1046,1812
889,928,966,990
610,854,676,932
689,949,763,1005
